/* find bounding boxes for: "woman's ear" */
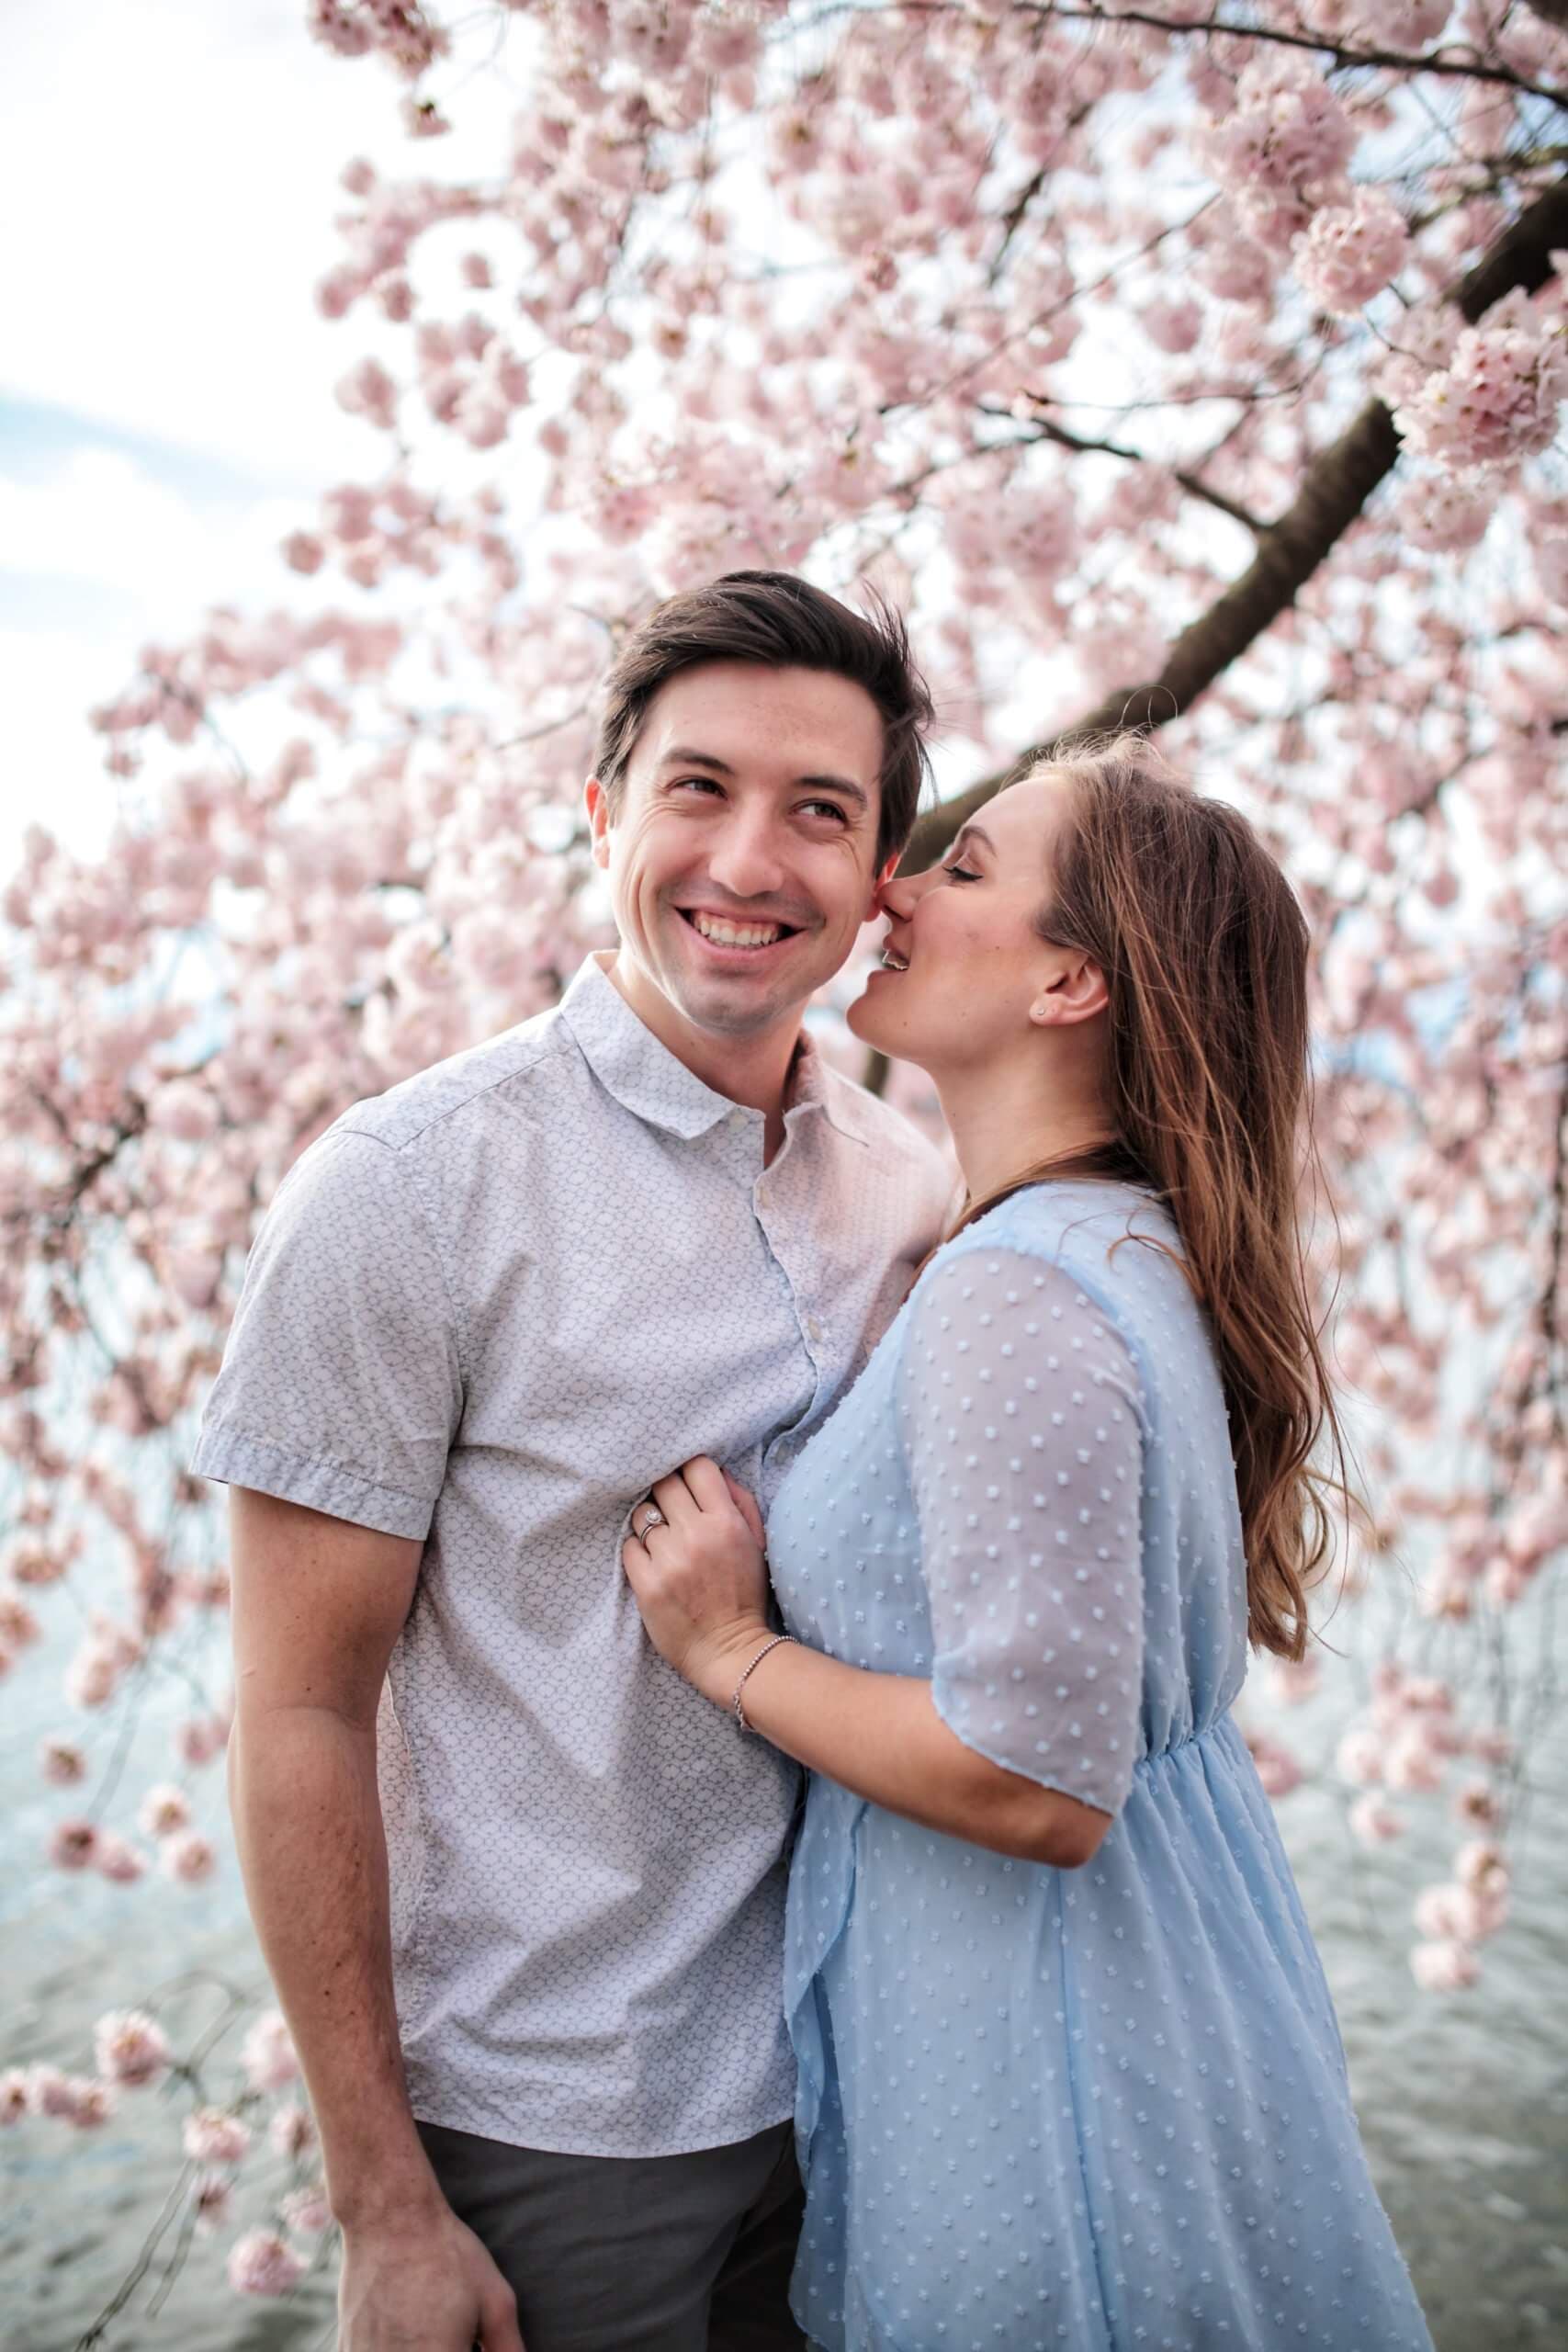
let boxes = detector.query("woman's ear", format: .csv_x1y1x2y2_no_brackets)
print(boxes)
1030,954,1109,1027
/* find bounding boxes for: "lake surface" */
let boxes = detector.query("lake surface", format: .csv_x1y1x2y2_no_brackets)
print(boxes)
3,1600,1564,2350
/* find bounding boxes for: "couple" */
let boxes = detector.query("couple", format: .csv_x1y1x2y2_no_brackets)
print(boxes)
197,572,1432,2351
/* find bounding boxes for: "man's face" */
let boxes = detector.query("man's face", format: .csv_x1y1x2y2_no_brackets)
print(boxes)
586,661,892,1045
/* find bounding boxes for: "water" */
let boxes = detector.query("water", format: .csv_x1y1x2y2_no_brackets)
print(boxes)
4,1619,1564,2349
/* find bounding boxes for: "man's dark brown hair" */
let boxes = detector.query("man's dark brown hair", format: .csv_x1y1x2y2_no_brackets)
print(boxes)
592,571,934,867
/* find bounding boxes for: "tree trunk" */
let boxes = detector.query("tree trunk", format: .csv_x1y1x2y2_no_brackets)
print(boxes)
903,172,1568,867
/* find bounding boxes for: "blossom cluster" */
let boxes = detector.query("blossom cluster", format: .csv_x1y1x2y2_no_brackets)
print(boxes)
2,2004,328,2299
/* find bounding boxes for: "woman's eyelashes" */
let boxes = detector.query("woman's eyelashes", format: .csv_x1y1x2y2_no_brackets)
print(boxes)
942,860,980,883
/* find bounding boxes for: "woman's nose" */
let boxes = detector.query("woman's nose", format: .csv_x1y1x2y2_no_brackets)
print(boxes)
876,872,916,921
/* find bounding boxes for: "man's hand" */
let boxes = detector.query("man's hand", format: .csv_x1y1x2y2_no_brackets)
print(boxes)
338,2202,524,2350
622,1455,773,1706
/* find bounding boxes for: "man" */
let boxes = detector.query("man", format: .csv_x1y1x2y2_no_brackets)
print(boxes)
197,571,953,2351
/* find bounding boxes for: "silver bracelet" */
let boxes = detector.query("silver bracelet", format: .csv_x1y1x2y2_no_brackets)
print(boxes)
732,1634,795,1732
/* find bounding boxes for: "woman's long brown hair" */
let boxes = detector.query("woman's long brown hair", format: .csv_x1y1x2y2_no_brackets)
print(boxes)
943,734,1348,1661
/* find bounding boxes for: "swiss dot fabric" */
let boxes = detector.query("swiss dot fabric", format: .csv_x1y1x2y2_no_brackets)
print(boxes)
768,1182,1434,2352
193,951,953,2158
905,1254,1145,1816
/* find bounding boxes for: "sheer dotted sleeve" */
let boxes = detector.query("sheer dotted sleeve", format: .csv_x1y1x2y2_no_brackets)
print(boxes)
900,1245,1146,1818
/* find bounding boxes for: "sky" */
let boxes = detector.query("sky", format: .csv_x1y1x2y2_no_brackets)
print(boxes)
0,0,523,874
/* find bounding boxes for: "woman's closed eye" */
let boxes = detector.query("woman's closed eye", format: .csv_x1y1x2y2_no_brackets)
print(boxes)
942,860,980,883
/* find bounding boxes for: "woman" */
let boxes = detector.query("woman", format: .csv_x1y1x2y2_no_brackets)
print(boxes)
623,738,1433,2352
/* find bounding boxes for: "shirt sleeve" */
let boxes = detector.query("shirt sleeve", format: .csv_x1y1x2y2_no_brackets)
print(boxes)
190,1127,464,1541
900,1245,1146,1817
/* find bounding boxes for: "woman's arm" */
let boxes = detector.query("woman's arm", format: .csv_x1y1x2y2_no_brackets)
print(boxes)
704,1625,1110,1868
622,1458,1109,1868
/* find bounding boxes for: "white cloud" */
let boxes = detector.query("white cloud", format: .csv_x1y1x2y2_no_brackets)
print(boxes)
0,628,130,865
0,454,316,873
0,447,280,595
0,0,529,875
0,0,520,481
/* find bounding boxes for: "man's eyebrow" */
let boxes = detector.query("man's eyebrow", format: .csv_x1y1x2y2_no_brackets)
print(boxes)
660,747,736,775
797,773,870,811
660,748,870,811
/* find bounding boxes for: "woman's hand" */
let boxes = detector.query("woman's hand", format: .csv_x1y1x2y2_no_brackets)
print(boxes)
622,1457,773,1709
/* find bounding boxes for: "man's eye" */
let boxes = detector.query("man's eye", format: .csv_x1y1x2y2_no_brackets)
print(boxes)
671,776,724,796
800,799,851,824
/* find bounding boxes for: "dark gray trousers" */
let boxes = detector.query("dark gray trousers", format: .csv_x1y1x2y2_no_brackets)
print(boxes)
418,2116,808,2352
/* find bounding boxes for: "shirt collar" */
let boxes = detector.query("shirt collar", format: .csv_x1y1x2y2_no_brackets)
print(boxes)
558,952,874,1148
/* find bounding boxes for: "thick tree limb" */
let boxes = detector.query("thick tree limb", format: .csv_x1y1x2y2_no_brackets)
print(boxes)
906,171,1568,865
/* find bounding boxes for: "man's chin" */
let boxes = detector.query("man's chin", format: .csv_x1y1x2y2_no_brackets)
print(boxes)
671,977,806,1040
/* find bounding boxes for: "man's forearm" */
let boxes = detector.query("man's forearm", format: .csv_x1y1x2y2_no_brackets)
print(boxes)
230,1704,442,2225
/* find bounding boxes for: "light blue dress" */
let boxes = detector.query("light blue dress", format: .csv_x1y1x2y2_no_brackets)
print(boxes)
767,1182,1433,2352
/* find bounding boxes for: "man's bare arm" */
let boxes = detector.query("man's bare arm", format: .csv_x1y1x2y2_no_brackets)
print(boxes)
229,1487,523,2352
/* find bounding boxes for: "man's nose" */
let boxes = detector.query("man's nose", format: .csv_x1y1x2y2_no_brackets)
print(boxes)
705,813,789,901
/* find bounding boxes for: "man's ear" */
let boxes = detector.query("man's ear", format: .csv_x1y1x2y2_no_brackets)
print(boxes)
866,846,901,916
584,777,613,871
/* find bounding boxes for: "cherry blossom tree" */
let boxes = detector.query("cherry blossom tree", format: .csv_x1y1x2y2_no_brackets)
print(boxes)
4,0,1566,2321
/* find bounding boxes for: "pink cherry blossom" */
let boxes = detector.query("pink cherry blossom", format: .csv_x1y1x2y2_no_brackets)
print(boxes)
269,2100,319,2160
1295,187,1410,314
1335,1728,1384,1787
1348,1795,1405,1846
1410,1939,1480,1993
192,2171,236,2234
137,1783,191,1839
39,1736,87,1787
174,1713,227,1769
242,2011,301,2095
1398,472,1494,554
160,1829,218,1885
1353,0,1452,41
1201,54,1356,251
93,2009,172,2089
227,2227,306,2298
281,2181,333,2236
95,1832,149,1884
64,2077,118,2130
25,2065,78,2120
48,1819,98,1871
184,2106,254,2165
1399,310,1568,470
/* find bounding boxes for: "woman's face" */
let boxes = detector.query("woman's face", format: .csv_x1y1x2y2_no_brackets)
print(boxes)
848,773,1096,1071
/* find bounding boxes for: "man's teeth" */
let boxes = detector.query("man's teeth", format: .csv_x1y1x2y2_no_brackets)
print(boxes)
691,912,785,948
881,947,909,971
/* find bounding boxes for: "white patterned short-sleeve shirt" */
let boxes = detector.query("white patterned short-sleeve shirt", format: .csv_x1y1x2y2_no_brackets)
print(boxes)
193,953,953,2156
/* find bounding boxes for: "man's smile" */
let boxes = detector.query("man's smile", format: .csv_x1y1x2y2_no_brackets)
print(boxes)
676,906,807,956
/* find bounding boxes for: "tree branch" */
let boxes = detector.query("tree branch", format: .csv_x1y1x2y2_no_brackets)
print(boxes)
1024,411,1269,534
1019,5,1568,111
906,171,1568,865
